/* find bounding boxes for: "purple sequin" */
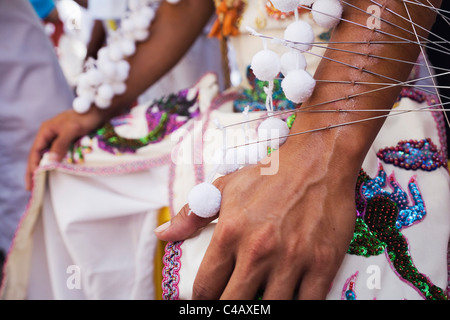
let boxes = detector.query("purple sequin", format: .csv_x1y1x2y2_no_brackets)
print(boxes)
377,138,446,172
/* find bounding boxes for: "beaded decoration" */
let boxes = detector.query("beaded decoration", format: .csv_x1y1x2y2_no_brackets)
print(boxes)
377,138,447,172
342,271,359,300
348,164,447,300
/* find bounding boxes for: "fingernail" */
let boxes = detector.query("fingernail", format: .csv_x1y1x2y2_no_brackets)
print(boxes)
154,221,171,233
46,152,60,162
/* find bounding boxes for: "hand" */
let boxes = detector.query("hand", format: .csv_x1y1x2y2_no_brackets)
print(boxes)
156,137,357,300
25,108,105,190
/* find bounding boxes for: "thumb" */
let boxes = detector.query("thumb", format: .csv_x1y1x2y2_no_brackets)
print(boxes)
154,203,218,242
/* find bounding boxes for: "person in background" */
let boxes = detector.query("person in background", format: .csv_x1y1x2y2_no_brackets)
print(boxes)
0,0,74,281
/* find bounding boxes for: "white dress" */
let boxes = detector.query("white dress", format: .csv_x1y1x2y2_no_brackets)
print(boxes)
162,1,450,300
0,2,223,300
2,0,449,301
0,0,74,260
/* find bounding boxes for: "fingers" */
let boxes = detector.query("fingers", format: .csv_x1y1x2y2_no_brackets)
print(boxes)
48,130,78,161
25,124,58,191
262,266,302,300
25,115,85,191
155,176,227,241
154,203,218,241
297,271,333,300
218,259,268,300
191,238,235,300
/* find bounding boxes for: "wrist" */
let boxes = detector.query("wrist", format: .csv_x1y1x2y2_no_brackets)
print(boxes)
282,112,372,184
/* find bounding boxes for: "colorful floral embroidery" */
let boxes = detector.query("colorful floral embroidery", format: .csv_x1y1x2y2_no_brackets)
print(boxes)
162,241,183,300
68,89,200,162
360,164,426,229
377,138,447,172
348,165,447,300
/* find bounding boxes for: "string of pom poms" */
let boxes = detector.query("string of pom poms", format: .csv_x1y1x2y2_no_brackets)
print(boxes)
186,0,450,219
187,0,345,218
72,0,181,114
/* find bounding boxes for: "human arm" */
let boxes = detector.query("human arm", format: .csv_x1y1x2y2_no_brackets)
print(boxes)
155,0,441,299
85,20,106,60
25,0,215,190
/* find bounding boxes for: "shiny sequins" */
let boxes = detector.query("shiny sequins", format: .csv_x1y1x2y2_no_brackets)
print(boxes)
364,196,446,300
348,167,447,300
360,164,426,229
377,138,446,172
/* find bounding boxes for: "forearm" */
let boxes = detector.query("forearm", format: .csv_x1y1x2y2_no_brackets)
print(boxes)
287,0,441,181
84,0,215,122
85,20,106,60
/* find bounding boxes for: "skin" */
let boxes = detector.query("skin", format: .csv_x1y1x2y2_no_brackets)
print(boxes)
155,0,441,300
26,0,441,300
25,0,216,190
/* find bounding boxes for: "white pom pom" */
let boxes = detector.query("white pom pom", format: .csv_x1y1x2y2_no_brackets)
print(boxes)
281,69,316,103
120,38,136,56
140,6,156,21
97,58,117,79
270,0,300,12
257,118,290,149
284,20,315,52
188,182,221,218
76,72,92,89
111,81,127,95
115,60,130,81
76,85,96,102
250,50,281,82
73,96,92,114
121,18,135,33
166,0,181,4
94,95,112,109
280,50,307,76
97,47,109,61
97,83,114,101
132,12,151,30
236,141,265,164
250,143,265,163
299,0,317,6
312,0,343,29
128,0,141,10
133,29,149,41
108,42,124,62
85,68,104,87
213,148,240,175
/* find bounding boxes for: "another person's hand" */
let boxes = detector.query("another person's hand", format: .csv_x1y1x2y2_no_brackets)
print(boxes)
24,0,217,191
25,108,104,190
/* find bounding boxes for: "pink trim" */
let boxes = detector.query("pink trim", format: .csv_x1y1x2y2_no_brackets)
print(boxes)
168,90,243,217
447,239,450,299
162,241,183,300
39,153,173,177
